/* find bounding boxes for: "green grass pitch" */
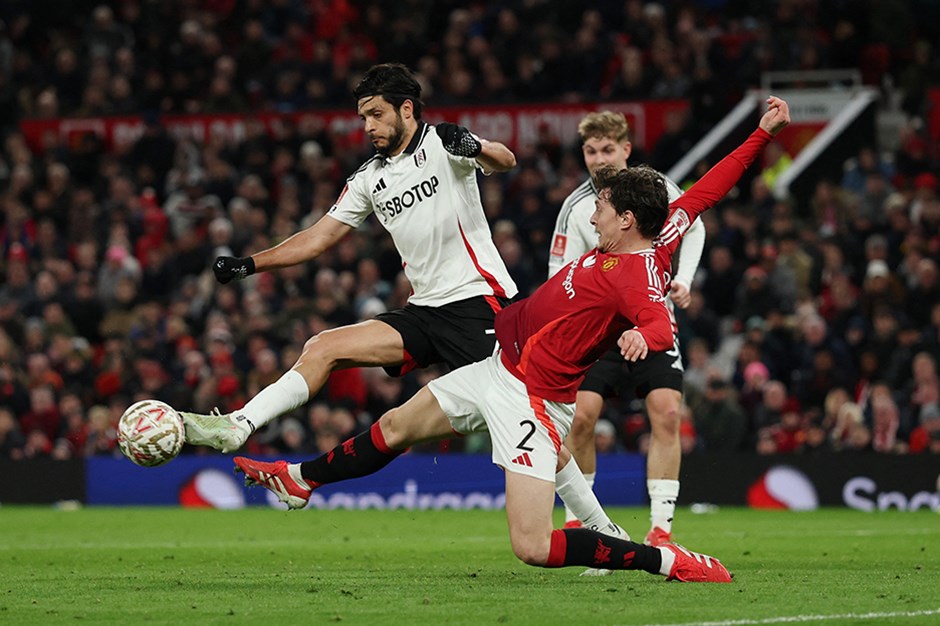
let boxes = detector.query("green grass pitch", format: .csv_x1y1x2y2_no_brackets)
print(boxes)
1,506,938,625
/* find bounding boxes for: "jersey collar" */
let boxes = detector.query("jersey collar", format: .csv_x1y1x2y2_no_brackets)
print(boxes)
381,122,429,165
402,122,429,155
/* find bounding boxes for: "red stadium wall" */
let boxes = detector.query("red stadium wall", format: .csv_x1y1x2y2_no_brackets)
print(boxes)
18,100,690,154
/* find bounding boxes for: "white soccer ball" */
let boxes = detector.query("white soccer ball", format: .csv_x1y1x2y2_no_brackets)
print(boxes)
117,400,185,467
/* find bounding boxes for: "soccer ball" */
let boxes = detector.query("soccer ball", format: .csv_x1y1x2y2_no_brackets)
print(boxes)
117,400,185,467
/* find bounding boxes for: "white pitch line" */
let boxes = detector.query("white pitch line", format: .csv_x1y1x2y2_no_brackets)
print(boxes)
644,608,940,626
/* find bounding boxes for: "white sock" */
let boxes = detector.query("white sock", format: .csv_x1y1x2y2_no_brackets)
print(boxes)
287,463,312,490
648,479,680,533
563,472,595,522
658,546,676,576
556,462,616,533
240,369,310,429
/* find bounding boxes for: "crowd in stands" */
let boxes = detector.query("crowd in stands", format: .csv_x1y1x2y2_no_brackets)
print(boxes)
1,1,939,460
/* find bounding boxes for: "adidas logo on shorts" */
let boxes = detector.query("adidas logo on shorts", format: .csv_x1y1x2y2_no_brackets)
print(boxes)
510,452,533,467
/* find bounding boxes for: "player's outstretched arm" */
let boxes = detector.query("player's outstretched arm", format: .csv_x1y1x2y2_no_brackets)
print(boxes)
212,214,352,284
662,96,791,234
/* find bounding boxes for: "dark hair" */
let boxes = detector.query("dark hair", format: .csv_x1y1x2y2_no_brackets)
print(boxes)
593,164,669,239
353,63,424,119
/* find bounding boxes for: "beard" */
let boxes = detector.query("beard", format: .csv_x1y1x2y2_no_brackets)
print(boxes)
375,111,407,156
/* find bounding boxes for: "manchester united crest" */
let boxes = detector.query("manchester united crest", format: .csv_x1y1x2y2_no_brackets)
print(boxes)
602,257,619,272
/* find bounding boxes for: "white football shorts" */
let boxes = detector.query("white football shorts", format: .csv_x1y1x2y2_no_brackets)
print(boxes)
427,353,574,482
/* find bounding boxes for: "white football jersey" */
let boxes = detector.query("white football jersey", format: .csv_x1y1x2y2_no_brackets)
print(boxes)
548,173,685,278
329,122,518,307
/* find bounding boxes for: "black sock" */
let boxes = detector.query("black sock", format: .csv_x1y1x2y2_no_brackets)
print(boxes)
546,528,663,574
300,422,403,487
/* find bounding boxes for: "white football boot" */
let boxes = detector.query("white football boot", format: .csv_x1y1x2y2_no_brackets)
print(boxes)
180,408,255,453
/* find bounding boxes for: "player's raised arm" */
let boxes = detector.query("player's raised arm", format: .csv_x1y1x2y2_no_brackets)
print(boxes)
665,97,790,231
436,122,516,173
212,214,353,284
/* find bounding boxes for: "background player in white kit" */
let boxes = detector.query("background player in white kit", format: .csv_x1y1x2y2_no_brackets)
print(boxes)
230,95,791,581
549,112,705,546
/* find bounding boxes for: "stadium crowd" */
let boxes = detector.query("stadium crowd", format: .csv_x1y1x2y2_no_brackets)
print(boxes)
1,1,939,460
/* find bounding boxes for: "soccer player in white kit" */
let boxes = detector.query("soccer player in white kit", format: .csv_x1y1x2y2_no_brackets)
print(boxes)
180,63,519,451
549,112,705,547
232,96,790,582
180,63,627,538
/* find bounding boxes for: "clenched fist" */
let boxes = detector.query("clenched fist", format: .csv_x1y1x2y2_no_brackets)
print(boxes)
213,256,255,284
436,122,482,158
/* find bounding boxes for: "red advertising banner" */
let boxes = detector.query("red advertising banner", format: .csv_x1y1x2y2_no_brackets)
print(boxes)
19,100,689,155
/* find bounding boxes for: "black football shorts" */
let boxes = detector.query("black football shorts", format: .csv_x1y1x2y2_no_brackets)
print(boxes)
579,337,684,398
375,295,510,377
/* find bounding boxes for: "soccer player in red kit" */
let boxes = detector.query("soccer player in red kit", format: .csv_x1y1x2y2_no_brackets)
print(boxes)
233,97,790,581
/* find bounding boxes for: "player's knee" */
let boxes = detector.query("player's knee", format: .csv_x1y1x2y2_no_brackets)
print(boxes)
376,409,408,449
510,534,550,566
648,396,681,437
301,331,340,365
569,411,597,446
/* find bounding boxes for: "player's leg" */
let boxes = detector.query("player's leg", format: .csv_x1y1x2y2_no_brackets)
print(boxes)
645,387,682,545
296,384,453,486
506,469,652,568
234,384,455,508
566,391,604,478
565,387,604,528
561,353,618,525
247,354,498,506
504,459,729,581
554,445,630,539
636,342,685,546
554,445,631,576
183,318,408,451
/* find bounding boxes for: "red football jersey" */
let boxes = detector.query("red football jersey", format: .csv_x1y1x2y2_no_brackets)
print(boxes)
496,128,773,402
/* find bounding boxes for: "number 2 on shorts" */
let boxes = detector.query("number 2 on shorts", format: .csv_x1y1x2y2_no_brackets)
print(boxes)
516,419,536,451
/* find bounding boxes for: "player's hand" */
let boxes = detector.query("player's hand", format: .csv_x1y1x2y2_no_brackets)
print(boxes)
669,281,692,309
760,96,790,136
213,256,255,284
436,122,482,158
618,329,649,362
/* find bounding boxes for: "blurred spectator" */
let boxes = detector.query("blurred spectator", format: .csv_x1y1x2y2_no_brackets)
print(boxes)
19,384,60,440
0,407,25,457
687,378,747,451
763,403,806,454
871,395,905,454
908,404,940,454
594,419,621,455
907,352,940,424
841,147,895,196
